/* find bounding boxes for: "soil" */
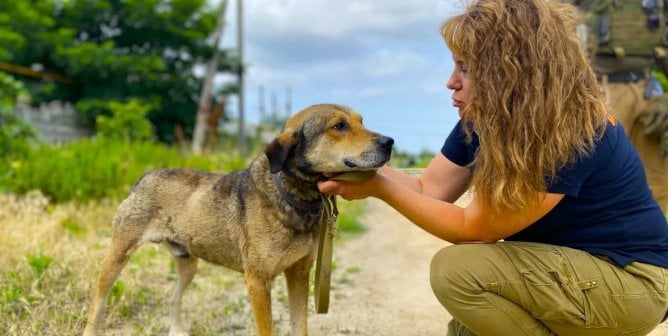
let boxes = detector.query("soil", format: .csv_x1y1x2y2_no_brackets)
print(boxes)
308,199,451,336
306,198,668,336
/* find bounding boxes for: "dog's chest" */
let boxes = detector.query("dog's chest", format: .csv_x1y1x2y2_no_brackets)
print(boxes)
261,234,315,276
242,228,317,277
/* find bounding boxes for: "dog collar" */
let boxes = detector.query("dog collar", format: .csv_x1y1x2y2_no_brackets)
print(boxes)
272,173,322,216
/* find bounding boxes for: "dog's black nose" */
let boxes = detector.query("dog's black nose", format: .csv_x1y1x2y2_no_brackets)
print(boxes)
378,136,394,150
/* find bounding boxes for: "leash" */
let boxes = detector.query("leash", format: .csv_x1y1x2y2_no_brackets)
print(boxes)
313,168,424,313
314,194,338,314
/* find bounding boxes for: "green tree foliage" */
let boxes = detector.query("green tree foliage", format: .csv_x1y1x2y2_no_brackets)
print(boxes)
96,99,156,141
0,72,34,166
0,0,240,143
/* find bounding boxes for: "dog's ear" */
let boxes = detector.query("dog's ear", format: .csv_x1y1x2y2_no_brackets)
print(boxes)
265,129,297,174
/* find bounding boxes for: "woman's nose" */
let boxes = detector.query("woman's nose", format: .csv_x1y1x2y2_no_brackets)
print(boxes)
447,74,460,90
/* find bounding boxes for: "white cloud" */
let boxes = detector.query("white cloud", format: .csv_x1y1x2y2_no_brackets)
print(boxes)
245,0,449,39
359,49,429,77
216,0,460,153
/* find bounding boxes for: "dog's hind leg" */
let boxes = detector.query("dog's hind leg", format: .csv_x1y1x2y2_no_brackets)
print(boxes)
245,270,274,336
168,254,198,336
83,235,139,336
285,256,312,336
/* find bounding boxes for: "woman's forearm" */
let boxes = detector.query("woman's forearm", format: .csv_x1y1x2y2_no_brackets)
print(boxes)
371,174,476,243
377,166,423,193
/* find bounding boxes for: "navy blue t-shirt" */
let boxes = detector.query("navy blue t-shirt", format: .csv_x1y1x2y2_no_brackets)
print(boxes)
441,119,668,267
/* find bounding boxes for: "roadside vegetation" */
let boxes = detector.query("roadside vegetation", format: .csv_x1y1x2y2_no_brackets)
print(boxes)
0,77,368,336
0,109,367,335
0,191,365,335
0,1,419,333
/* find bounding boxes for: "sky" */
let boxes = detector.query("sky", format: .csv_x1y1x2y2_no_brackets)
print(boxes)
217,1,465,154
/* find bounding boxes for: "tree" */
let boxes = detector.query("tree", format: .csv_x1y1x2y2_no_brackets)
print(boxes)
0,0,241,144
193,0,228,155
0,72,34,178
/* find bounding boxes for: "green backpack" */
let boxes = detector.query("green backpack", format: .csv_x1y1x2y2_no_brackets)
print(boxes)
574,0,667,58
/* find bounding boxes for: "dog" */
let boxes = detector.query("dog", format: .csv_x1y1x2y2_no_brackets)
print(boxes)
83,104,394,336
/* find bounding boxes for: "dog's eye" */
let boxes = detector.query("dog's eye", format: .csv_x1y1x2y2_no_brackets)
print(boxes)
332,121,348,131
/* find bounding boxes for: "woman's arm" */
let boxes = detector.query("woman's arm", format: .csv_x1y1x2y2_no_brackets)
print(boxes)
318,153,564,243
375,152,471,203
372,176,564,243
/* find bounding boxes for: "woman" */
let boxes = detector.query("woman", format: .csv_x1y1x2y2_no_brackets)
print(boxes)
318,0,668,335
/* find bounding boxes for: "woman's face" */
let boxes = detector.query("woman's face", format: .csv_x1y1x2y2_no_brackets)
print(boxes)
446,52,470,119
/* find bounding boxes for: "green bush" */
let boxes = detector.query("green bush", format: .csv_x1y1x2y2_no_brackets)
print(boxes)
0,72,35,181
0,107,35,160
96,99,156,141
1,138,248,203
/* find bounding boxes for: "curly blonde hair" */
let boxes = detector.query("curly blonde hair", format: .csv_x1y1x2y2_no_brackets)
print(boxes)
441,0,608,215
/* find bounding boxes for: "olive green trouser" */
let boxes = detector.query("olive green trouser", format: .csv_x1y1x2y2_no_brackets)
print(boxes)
430,242,668,336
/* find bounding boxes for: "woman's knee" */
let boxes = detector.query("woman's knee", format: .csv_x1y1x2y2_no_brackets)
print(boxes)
430,244,492,306
431,244,473,279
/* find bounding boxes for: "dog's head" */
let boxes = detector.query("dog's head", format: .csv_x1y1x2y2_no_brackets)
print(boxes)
265,104,393,179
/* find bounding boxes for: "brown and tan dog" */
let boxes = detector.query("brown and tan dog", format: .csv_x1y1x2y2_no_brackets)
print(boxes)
82,104,393,336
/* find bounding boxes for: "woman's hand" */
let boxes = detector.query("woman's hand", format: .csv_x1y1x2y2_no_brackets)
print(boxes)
317,171,384,200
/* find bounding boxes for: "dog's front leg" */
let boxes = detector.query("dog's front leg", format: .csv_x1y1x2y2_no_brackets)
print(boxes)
284,257,312,336
244,270,273,336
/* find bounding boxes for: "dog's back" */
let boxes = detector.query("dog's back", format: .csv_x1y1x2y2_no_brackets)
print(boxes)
113,168,252,271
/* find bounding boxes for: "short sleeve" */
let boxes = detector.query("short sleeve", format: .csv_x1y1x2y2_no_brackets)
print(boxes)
546,123,618,196
441,120,477,167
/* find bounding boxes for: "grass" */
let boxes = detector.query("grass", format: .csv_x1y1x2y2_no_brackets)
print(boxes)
336,199,367,234
0,191,367,335
1,138,248,203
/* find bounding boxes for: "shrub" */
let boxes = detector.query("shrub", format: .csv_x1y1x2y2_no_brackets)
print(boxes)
95,99,156,141
0,72,35,163
1,138,248,203
0,107,35,160
0,73,36,188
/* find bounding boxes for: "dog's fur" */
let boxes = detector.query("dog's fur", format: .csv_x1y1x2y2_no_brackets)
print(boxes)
83,104,394,336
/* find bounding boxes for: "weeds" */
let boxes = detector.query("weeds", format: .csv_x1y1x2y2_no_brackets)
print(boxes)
336,199,367,234
0,138,250,203
60,217,85,238
0,191,367,335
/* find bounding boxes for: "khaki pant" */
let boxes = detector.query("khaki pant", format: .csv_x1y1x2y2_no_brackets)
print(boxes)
430,242,668,336
604,80,667,214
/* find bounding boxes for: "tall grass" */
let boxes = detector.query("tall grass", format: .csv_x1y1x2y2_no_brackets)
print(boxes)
0,121,369,334
1,138,248,203
0,192,365,335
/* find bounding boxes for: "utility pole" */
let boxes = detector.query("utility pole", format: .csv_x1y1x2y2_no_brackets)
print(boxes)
285,85,292,116
271,92,278,116
237,0,246,155
192,0,228,155
258,85,265,120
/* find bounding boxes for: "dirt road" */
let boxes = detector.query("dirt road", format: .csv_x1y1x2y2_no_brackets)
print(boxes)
307,199,668,336
308,199,450,335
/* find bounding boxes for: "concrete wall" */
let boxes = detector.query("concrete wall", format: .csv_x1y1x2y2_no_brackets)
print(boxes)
16,101,92,144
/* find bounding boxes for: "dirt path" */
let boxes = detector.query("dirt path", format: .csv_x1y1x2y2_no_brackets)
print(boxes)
307,198,668,336
308,198,452,335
